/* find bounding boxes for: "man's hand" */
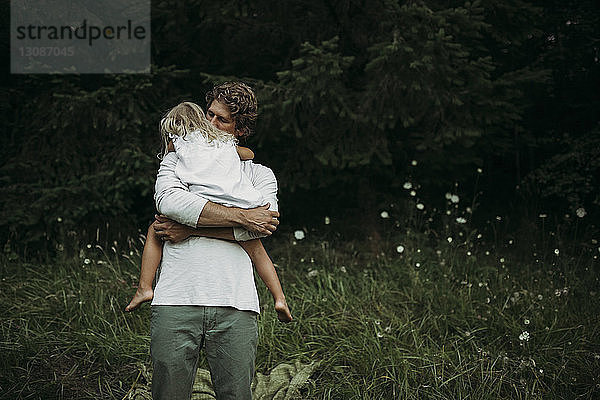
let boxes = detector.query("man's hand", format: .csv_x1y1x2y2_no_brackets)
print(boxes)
195,202,280,236
154,214,195,243
237,204,280,235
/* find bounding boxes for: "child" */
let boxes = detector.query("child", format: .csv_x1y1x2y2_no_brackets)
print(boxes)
125,101,292,322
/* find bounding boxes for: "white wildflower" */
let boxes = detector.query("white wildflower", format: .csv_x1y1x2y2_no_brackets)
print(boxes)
380,211,389,219
396,245,405,254
456,217,467,224
445,193,452,200
539,214,548,218
403,182,412,189
340,266,347,273
576,207,586,218
84,258,90,265
57,217,63,223
307,269,318,278
447,237,453,243
324,216,330,225
416,203,425,210
477,168,483,174
410,190,416,197
411,160,418,166
519,331,530,342
450,195,459,204
294,230,305,240
524,319,530,325
554,248,560,255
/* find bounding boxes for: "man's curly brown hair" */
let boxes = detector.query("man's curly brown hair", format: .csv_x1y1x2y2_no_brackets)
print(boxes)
205,82,258,138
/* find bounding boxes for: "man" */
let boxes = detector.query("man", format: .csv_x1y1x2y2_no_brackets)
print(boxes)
150,82,280,399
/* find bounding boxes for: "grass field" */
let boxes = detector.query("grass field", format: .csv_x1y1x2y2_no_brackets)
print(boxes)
1,209,599,399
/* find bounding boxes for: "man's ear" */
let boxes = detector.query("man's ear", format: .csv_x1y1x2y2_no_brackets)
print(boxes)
236,127,249,138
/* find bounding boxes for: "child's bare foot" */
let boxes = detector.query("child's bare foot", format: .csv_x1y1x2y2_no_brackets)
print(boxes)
125,287,154,312
274,298,293,322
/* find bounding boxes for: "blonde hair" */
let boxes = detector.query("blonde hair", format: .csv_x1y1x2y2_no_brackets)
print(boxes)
158,101,235,158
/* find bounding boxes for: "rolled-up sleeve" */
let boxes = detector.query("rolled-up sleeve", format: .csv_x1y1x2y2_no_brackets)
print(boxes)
154,153,208,227
233,162,279,241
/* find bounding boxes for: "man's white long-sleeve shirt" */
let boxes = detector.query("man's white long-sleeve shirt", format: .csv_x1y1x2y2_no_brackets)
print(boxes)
154,152,279,240
151,152,279,312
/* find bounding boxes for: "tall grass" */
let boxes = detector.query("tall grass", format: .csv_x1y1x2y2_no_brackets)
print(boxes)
1,205,598,399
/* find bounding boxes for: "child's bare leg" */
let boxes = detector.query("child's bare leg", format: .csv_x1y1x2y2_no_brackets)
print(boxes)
239,239,292,322
125,222,163,311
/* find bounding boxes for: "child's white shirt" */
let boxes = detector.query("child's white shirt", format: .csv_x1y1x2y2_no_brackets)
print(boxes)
170,130,265,209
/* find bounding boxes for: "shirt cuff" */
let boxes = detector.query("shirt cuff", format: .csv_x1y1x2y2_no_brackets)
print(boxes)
181,197,209,227
233,227,265,241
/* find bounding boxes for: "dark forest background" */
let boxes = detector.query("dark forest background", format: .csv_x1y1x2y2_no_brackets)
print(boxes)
2,0,599,253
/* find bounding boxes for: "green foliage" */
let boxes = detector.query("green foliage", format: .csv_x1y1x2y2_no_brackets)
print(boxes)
2,0,598,249
1,211,598,398
523,127,600,213
362,1,500,178
1,67,191,248
256,37,362,190
245,0,553,197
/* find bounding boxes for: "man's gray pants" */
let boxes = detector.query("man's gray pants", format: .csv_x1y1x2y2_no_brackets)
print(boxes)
151,305,258,400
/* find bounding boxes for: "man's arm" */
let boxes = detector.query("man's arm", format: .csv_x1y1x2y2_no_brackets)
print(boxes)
197,202,278,235
154,152,208,227
152,215,237,242
232,162,279,241
154,153,279,235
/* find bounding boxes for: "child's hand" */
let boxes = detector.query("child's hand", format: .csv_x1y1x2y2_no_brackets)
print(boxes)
167,140,175,152
236,146,254,161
